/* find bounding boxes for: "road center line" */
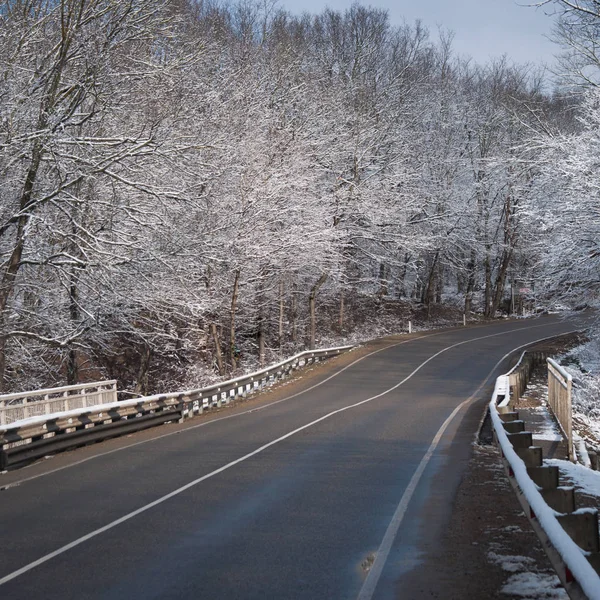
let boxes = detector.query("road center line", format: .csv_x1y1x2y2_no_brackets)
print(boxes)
0,320,579,586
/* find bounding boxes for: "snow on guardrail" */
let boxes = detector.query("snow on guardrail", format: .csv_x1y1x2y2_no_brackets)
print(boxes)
0,345,354,469
0,345,353,433
489,376,600,599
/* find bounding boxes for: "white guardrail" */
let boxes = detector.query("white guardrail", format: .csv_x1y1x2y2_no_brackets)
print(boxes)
0,380,118,426
490,372,600,600
0,346,353,470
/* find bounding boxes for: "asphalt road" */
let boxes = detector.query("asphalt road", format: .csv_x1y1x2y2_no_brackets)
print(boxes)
0,314,593,600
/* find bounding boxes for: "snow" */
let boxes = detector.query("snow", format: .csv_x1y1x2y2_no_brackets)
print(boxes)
517,391,563,443
575,434,591,468
532,415,563,443
546,458,600,498
496,375,511,408
502,525,525,533
501,572,568,599
488,550,567,598
507,352,529,375
488,551,536,572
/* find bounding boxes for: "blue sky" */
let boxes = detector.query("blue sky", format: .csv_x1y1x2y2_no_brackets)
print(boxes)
277,0,559,69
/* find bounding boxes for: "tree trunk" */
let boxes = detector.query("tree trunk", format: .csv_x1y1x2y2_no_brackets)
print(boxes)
257,316,265,367
435,264,443,304
464,248,476,316
278,280,284,348
397,253,410,298
0,336,6,393
66,255,81,385
484,245,493,318
456,255,465,294
339,291,345,333
255,277,266,367
67,349,78,386
377,263,388,297
490,190,517,317
210,323,224,376
490,250,513,318
413,277,423,302
229,269,240,371
0,28,72,390
308,273,328,350
0,141,45,391
134,344,152,396
422,252,439,306
291,292,297,344
423,252,440,319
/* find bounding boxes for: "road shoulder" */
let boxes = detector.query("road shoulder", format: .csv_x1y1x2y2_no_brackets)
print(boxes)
396,439,567,599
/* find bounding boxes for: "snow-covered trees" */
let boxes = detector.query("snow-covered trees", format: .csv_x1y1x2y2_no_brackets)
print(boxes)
531,87,600,304
526,1,600,305
0,0,199,390
542,0,600,88
0,0,583,393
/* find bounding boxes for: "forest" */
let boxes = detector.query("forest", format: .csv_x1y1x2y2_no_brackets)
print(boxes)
0,0,598,394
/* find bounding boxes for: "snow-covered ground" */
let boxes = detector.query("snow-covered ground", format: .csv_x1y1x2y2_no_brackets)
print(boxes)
523,385,564,443
546,458,600,499
488,549,567,599
559,337,600,443
500,571,568,600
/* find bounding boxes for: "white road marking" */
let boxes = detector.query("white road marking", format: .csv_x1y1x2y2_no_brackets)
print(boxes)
356,329,581,600
0,320,582,586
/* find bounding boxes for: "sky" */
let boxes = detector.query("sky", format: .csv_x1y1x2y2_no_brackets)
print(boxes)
278,0,560,69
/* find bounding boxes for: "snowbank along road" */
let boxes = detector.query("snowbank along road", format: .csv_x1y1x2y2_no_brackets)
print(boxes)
0,314,593,600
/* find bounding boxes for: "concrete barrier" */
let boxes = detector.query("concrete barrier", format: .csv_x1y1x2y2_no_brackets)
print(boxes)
527,465,559,490
503,420,525,434
507,431,533,449
516,446,543,468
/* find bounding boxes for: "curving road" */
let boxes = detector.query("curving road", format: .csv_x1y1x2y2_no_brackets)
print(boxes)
0,314,592,599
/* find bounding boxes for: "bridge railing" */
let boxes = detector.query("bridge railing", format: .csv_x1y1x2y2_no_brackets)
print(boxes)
0,380,118,426
0,346,352,470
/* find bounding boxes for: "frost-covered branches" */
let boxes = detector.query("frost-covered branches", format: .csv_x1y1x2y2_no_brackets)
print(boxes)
531,87,600,303
0,0,580,393
539,0,600,87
